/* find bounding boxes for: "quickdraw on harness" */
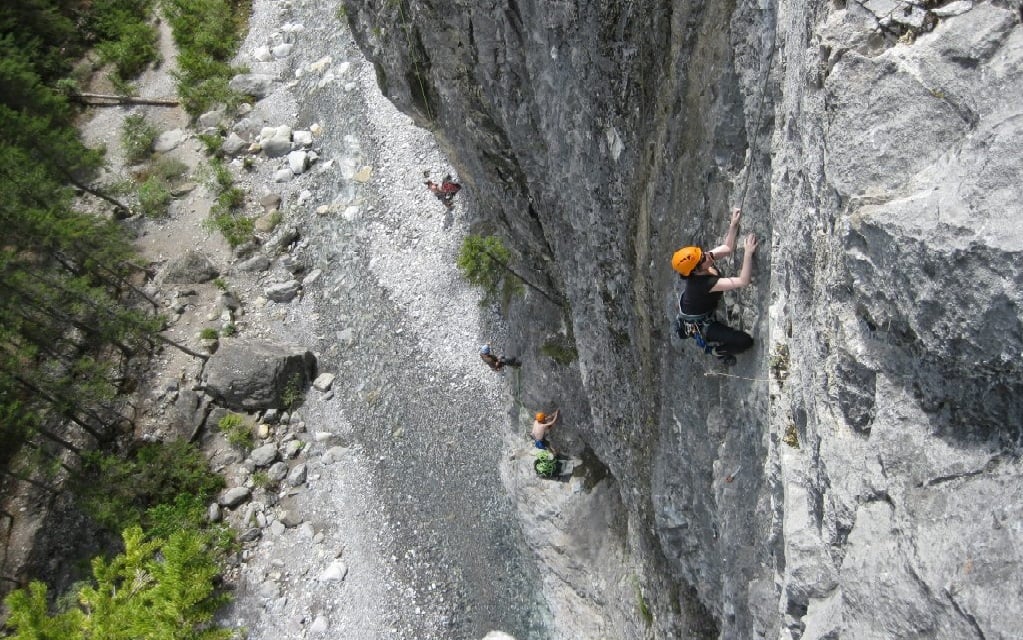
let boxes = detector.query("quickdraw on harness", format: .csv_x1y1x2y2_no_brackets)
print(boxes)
673,295,719,355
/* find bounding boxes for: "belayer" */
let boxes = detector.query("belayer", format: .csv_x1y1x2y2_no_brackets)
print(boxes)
671,207,759,366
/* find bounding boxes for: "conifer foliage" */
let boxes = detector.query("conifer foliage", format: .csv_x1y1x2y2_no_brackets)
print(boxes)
4,527,233,639
0,2,163,460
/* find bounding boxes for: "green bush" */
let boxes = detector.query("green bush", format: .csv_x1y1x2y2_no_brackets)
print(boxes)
250,471,270,489
164,0,247,115
137,176,171,217
199,327,218,340
457,235,524,306
281,373,305,411
217,186,245,209
203,209,254,247
88,0,160,81
216,413,253,450
76,440,225,533
3,527,234,640
97,19,159,80
121,113,159,164
152,156,189,181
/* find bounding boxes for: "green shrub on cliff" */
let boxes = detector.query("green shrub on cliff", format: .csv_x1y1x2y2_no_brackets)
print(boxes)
4,527,234,640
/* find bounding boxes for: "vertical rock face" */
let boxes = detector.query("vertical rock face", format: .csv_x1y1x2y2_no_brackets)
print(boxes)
342,0,1023,638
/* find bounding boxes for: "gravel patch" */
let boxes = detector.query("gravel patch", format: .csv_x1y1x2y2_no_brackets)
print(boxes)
214,0,552,638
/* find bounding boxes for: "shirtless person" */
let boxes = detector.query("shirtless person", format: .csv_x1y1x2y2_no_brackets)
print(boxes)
531,409,560,452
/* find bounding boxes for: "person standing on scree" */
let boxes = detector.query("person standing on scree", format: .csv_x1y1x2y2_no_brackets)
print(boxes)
671,207,759,366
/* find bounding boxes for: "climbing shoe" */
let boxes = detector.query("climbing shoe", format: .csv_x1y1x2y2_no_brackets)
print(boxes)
711,347,737,366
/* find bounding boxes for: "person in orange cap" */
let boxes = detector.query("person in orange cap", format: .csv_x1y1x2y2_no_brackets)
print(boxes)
530,409,560,451
671,207,758,365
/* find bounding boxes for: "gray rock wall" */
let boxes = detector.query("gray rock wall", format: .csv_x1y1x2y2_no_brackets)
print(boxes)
342,0,1023,637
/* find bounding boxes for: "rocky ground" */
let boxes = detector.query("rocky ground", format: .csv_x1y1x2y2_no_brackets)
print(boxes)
66,0,552,638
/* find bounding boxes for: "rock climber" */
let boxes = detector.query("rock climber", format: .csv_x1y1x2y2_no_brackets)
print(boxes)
479,344,522,371
671,207,758,365
424,174,461,208
531,409,560,452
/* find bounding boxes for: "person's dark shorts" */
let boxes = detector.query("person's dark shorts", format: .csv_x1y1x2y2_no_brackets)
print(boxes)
534,439,549,449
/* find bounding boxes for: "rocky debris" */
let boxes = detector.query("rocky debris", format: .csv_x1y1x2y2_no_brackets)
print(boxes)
161,249,219,284
202,339,315,411
287,149,309,174
263,225,298,253
278,508,302,528
237,254,271,272
198,107,227,129
311,372,335,392
222,132,248,156
229,73,276,99
309,616,328,634
317,561,347,582
161,388,209,441
153,128,186,152
301,268,322,286
259,125,293,157
265,279,301,302
277,255,303,274
259,193,282,212
170,181,197,197
272,42,293,59
220,487,252,508
249,443,278,467
286,463,307,486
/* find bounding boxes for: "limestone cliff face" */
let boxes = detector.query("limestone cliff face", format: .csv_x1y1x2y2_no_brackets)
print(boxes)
342,0,1023,638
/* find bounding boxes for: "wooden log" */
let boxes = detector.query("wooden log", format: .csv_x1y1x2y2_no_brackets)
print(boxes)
69,92,179,107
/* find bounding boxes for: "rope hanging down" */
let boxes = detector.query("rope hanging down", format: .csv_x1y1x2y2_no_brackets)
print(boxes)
737,9,780,213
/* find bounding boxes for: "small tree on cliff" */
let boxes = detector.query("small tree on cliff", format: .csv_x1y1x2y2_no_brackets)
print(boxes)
456,235,562,307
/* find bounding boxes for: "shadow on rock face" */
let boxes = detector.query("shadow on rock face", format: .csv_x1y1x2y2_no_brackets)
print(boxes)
849,238,1023,449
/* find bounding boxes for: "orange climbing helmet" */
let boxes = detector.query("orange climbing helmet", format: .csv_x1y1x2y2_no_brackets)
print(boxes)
535,412,546,422
671,246,703,276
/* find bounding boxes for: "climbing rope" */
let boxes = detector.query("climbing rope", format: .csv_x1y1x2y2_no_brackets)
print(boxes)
736,5,780,213
395,0,434,120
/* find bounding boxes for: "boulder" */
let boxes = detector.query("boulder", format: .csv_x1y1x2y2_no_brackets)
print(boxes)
219,487,251,508
260,193,282,212
267,461,289,483
153,129,185,152
287,150,309,174
161,250,218,284
312,372,335,392
197,107,226,129
203,339,316,411
266,280,301,302
222,132,248,156
164,388,209,441
237,255,271,273
249,443,278,467
283,440,304,459
229,73,276,99
317,561,348,582
286,463,307,487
